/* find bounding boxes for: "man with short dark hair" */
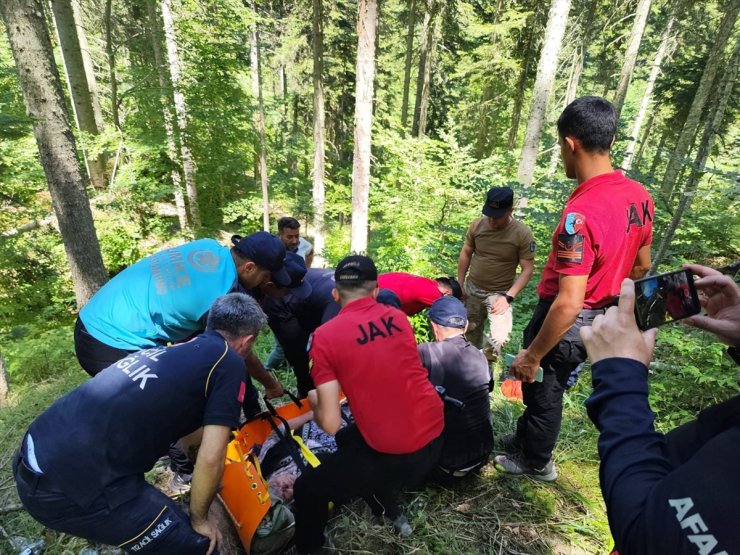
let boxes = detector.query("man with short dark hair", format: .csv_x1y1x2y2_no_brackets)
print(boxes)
377,272,462,315
14,293,267,555
418,297,493,481
292,255,444,554
457,186,536,361
277,216,314,268
497,96,654,481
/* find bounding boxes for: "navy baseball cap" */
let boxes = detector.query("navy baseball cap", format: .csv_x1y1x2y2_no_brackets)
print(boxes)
281,252,312,299
377,288,401,309
231,232,289,285
335,255,378,283
482,187,514,218
429,296,468,329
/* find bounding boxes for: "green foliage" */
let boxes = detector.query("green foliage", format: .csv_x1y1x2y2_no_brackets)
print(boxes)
3,325,77,385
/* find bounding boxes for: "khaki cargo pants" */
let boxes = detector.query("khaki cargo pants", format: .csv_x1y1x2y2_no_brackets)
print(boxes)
464,280,513,361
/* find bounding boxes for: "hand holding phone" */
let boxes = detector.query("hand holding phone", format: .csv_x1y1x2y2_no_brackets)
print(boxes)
633,268,701,331
505,353,543,383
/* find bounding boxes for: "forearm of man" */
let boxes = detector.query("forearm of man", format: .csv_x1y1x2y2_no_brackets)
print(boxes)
526,274,587,360
507,258,535,298
189,425,230,523
244,351,281,391
313,380,341,434
629,245,651,280
457,245,473,284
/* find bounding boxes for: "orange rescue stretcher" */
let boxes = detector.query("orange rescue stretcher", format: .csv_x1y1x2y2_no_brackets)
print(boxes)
219,392,314,553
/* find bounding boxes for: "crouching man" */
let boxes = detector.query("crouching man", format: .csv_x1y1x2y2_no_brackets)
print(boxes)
418,296,494,481
293,255,444,554
13,293,267,555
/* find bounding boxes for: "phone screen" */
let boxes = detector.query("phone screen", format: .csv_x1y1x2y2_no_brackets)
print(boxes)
633,269,701,330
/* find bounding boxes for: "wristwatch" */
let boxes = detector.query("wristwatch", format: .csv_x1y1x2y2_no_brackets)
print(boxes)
504,294,514,304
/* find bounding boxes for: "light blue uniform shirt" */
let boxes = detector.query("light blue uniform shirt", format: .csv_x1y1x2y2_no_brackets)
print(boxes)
80,239,237,350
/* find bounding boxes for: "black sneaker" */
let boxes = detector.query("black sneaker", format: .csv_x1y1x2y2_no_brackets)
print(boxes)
494,454,558,482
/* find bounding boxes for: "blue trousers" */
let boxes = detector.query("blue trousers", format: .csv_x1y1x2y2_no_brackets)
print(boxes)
13,453,216,554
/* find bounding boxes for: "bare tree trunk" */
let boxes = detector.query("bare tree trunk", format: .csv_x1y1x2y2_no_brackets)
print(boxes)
312,0,326,258
632,108,655,170
411,0,439,138
516,0,571,191
0,354,9,406
73,0,104,132
1,0,108,306
473,0,505,158
659,0,739,200
250,1,270,233
161,0,200,227
651,40,739,271
622,14,674,171
105,0,120,130
350,0,378,254
507,27,533,151
612,0,652,117
648,128,668,178
147,0,189,231
49,0,107,189
400,0,416,130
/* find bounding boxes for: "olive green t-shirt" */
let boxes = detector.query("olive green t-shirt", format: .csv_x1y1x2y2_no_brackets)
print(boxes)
465,217,535,291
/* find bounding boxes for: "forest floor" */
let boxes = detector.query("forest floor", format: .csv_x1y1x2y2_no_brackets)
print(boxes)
0,337,612,555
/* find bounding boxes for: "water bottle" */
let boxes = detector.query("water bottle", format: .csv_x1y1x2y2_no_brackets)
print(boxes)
18,539,45,555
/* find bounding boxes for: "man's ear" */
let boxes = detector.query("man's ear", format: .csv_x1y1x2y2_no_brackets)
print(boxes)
463,322,469,334
565,136,576,152
239,334,256,352
331,287,340,303
610,135,616,148
371,287,379,299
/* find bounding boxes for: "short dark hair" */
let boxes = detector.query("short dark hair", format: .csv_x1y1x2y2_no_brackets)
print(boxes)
557,96,617,153
436,277,462,299
335,280,377,302
277,217,300,232
207,293,267,340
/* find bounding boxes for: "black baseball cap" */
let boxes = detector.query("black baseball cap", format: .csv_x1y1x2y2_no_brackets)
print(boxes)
334,255,378,283
482,187,514,218
377,288,402,309
281,252,312,299
429,296,468,329
231,232,289,285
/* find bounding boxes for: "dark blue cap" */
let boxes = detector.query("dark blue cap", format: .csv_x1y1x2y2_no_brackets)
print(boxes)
280,252,312,299
335,255,378,282
377,288,401,309
429,296,468,329
231,232,289,285
482,187,514,218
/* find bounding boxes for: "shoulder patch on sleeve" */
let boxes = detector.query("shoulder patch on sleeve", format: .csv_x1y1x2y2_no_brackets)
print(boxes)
557,233,584,263
564,212,586,235
529,241,536,253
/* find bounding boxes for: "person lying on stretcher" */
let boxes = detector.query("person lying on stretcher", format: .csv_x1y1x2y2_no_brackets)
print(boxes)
254,404,354,503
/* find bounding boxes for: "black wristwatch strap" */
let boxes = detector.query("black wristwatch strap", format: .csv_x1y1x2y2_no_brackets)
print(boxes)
504,294,514,304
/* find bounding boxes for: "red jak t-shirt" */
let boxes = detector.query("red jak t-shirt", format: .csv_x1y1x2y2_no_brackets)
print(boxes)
377,272,441,315
538,170,654,308
309,296,444,454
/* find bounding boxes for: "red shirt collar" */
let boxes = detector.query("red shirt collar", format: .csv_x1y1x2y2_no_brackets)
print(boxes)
567,169,623,204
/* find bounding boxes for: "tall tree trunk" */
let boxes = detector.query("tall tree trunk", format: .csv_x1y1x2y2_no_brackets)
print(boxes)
104,0,120,130
250,1,270,233
631,108,655,170
612,0,652,117
411,0,439,137
350,0,378,254
161,0,200,227
73,0,104,132
648,128,668,178
622,14,674,171
1,0,108,306
49,0,107,189
147,0,189,231
507,26,533,151
473,0,505,158
516,0,571,191
659,0,739,199
651,39,739,271
312,0,326,258
400,0,416,130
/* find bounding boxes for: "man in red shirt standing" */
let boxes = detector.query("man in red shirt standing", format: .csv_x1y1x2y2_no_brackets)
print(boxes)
293,255,444,554
377,272,462,315
496,96,654,481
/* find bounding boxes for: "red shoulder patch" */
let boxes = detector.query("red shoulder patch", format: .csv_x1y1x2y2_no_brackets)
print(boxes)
237,381,246,403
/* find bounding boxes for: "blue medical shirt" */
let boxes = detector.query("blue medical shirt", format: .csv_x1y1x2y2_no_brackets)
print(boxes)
80,239,237,350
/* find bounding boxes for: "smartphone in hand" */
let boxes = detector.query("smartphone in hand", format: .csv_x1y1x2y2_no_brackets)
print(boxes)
633,268,701,331
505,353,544,382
